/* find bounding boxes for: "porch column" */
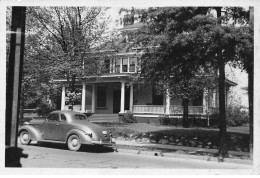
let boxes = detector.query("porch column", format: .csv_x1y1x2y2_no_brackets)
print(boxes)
225,88,229,107
120,81,125,113
212,89,216,107
81,83,86,112
165,89,170,115
92,84,95,113
129,83,134,112
203,88,208,114
61,85,66,110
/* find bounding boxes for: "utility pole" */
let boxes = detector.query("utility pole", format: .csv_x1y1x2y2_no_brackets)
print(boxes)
249,6,254,160
5,7,27,167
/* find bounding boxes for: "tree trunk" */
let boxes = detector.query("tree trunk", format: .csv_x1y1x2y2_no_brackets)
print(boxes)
214,6,228,161
182,98,190,128
218,58,228,161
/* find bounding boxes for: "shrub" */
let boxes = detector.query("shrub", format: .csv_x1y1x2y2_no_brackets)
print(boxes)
122,111,137,123
226,106,249,127
209,106,249,127
36,103,55,116
159,115,171,125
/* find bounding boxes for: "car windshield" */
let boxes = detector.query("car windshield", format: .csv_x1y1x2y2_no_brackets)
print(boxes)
74,114,87,121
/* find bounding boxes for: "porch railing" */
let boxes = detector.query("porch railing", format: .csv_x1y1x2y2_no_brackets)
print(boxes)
133,105,165,114
170,105,204,114
208,107,219,114
133,105,219,115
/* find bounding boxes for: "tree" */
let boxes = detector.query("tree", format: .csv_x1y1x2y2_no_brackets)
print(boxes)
234,21,254,158
133,7,216,127
193,7,252,160
133,6,252,160
23,7,119,110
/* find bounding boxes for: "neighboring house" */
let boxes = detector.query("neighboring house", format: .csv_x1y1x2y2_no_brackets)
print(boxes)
54,14,237,119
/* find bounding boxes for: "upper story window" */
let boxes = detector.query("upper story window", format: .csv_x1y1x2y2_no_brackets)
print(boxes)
122,58,128,72
115,59,121,73
112,57,138,74
99,57,139,74
129,58,137,72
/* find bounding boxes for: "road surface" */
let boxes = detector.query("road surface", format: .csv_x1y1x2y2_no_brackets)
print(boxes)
15,142,252,171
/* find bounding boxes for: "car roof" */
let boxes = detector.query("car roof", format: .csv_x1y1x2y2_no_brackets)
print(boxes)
49,110,84,115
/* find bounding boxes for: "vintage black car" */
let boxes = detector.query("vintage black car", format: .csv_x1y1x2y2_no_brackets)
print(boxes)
19,110,116,151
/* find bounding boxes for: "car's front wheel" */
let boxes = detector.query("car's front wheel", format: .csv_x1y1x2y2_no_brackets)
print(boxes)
67,134,81,151
20,130,31,145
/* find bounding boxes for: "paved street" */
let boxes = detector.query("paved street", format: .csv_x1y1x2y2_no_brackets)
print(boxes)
17,142,252,170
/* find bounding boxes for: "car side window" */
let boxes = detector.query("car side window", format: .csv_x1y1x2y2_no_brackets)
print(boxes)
47,113,59,122
61,114,66,122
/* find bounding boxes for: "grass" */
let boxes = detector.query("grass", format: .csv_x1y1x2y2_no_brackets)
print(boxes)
95,122,250,153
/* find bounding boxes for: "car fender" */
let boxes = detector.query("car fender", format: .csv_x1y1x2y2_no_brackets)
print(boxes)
66,129,92,144
19,125,43,141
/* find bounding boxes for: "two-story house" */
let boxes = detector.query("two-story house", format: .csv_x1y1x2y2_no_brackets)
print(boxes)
54,14,237,121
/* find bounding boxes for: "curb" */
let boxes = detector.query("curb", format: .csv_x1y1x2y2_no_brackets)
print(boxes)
115,142,253,165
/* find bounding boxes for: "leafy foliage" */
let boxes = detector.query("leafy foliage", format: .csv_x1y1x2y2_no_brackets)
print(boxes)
122,111,137,123
36,103,55,117
25,7,117,87
5,7,119,114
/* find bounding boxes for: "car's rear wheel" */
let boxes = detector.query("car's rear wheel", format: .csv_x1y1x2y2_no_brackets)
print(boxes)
20,130,31,145
67,134,81,151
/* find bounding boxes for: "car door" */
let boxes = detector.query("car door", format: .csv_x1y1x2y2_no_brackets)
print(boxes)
55,114,72,141
42,113,60,140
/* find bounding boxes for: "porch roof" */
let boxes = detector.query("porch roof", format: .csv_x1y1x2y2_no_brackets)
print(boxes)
53,73,137,84
225,79,237,87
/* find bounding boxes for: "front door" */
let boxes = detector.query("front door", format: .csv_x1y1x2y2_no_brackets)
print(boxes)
125,87,130,110
113,90,121,113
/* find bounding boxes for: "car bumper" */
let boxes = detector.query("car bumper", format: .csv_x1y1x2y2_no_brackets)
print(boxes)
91,138,116,146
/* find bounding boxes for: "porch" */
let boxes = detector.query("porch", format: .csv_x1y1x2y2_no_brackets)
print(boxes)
132,105,219,116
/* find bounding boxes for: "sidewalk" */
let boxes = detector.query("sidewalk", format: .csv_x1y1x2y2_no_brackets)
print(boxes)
115,139,253,165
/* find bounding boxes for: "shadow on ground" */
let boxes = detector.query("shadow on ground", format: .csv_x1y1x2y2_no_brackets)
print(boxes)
31,142,115,153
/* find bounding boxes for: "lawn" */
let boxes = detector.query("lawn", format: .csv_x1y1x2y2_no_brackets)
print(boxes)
94,122,250,153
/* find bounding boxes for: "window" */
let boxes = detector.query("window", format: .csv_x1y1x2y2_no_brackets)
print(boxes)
75,115,87,120
97,86,106,107
122,58,128,72
152,87,163,105
47,113,60,122
103,59,110,73
115,59,121,73
129,58,137,72
61,114,66,121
